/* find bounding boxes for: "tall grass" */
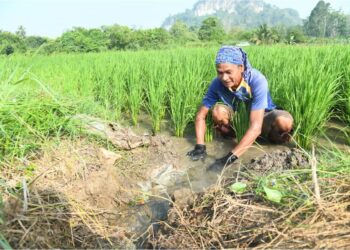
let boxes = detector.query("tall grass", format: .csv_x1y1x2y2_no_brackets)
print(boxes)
0,63,78,160
0,94,77,159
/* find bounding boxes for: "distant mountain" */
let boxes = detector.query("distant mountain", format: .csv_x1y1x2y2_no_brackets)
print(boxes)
162,0,302,30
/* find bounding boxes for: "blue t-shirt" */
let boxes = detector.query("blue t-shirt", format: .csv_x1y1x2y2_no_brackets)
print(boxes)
202,68,276,112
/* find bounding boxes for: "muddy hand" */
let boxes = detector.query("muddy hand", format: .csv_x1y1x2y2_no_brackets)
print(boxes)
207,152,238,172
186,144,207,161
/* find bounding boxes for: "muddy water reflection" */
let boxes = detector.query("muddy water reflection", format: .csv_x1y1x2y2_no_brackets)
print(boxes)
169,136,290,193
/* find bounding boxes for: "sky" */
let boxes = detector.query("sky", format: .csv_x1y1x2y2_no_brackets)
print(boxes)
0,0,349,38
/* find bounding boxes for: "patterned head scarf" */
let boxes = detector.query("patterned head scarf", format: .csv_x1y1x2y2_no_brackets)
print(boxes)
215,45,252,79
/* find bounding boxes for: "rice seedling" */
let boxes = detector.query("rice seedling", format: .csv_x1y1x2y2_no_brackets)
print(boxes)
205,115,214,142
232,101,250,141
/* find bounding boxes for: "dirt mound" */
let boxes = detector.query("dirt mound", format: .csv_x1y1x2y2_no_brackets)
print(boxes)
245,148,310,175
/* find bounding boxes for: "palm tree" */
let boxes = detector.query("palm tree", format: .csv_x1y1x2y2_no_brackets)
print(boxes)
250,24,279,45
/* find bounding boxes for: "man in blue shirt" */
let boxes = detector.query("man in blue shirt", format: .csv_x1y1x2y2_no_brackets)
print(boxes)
187,46,293,169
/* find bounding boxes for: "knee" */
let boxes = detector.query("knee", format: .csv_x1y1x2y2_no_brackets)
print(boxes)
212,110,229,126
274,116,293,133
212,105,232,125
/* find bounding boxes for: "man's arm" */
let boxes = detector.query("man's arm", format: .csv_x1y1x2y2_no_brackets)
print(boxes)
231,109,264,157
195,106,209,145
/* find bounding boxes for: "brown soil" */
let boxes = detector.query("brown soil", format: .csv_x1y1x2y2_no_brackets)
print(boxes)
1,134,179,249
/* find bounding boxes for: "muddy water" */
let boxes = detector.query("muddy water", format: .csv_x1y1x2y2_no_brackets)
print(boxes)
124,118,348,248
131,116,290,192
126,120,292,247
170,136,290,192
126,136,291,248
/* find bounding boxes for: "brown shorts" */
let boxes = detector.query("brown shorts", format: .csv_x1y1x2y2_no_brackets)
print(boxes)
211,104,293,143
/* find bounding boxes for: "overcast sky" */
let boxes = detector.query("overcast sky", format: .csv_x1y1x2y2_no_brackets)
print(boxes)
0,0,349,38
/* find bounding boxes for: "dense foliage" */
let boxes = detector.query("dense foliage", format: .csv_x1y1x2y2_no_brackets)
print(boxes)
1,1,350,55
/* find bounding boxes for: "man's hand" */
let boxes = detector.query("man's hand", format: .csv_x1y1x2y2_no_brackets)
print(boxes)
187,144,207,161
207,152,238,172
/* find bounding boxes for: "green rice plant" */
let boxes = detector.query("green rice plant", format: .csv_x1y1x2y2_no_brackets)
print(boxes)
232,101,250,141
111,66,128,121
2,46,350,151
249,46,342,148
91,62,127,120
0,235,11,250
282,56,340,149
169,85,193,137
144,56,169,133
340,58,350,126
124,57,144,125
169,52,209,137
205,115,214,142
92,64,114,109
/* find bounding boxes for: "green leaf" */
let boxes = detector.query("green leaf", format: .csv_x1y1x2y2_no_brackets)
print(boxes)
263,186,282,203
229,182,247,194
0,234,12,250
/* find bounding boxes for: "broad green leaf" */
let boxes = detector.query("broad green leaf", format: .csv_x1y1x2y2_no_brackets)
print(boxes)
263,186,282,203
229,182,247,194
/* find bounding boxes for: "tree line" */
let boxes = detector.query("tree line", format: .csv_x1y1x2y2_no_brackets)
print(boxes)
1,0,349,55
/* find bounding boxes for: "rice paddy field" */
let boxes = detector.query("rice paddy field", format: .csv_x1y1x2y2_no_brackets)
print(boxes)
1,46,350,153
1,45,350,248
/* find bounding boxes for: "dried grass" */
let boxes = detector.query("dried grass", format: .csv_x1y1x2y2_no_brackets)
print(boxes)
150,149,350,249
2,189,130,249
